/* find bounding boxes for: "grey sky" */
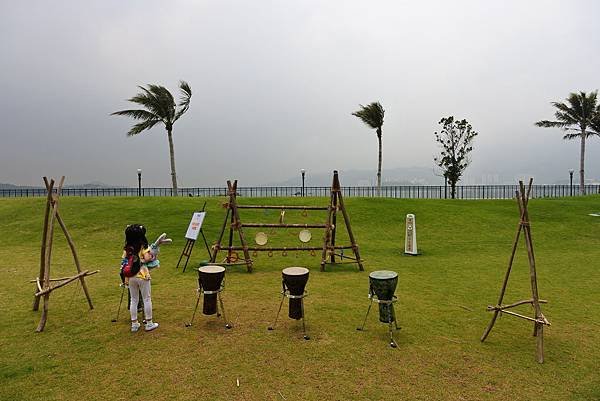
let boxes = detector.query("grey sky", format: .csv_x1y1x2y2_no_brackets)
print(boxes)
1,0,599,187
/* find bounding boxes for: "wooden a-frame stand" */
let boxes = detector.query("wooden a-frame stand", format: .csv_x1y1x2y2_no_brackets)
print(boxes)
31,177,99,332
480,179,551,363
210,171,364,272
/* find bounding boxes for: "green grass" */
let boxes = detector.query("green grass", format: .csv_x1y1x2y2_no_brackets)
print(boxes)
1,195,599,400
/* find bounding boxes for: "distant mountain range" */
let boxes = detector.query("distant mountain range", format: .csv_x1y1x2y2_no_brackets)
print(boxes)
268,167,439,186
0,181,119,189
269,167,599,186
3,168,597,189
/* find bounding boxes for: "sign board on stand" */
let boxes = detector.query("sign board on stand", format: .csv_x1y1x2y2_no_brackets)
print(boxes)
177,203,212,272
185,212,206,240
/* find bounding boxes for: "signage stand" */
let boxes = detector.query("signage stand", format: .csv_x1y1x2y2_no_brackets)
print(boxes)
176,202,211,272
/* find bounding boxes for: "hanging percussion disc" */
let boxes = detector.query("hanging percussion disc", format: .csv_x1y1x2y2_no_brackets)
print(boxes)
299,229,312,243
255,231,268,246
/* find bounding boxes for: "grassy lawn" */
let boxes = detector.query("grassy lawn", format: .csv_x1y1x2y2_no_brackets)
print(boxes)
1,195,599,400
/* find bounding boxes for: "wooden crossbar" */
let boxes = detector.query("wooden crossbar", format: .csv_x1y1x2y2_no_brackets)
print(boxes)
497,309,551,326
35,270,99,297
236,205,329,211
486,299,547,311
219,245,355,252
240,223,329,228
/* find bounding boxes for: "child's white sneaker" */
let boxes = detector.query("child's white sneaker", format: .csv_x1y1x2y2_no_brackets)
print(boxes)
145,321,159,332
131,322,141,332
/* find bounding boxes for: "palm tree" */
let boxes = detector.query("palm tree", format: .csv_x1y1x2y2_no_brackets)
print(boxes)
352,102,385,194
535,91,599,195
112,81,192,194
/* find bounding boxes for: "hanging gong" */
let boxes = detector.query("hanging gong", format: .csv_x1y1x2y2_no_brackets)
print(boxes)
299,229,312,243
255,231,268,246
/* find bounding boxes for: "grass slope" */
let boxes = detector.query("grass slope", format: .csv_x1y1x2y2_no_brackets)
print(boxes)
0,196,599,401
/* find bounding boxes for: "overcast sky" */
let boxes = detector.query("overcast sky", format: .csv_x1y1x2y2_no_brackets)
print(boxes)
1,0,599,187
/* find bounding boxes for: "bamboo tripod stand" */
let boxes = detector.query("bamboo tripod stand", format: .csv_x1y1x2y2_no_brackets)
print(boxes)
210,171,364,272
480,179,551,363
31,177,99,332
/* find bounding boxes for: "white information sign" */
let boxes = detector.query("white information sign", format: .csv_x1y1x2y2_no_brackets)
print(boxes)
185,212,206,240
404,214,418,255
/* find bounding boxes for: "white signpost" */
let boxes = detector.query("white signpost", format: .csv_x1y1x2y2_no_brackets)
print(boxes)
404,214,418,255
185,212,206,240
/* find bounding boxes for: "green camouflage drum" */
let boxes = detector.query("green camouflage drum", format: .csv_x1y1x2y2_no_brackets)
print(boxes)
369,270,398,323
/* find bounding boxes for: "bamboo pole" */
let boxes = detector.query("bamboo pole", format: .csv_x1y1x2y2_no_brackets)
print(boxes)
227,181,236,262
334,173,364,271
321,185,335,271
55,213,94,309
211,207,231,263
330,186,339,264
33,177,53,311
37,176,64,332
230,181,252,272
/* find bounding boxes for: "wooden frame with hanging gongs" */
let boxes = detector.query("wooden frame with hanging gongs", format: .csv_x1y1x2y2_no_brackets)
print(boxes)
210,171,364,272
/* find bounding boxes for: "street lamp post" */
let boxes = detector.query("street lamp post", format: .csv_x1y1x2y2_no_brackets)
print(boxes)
569,169,574,197
137,169,142,197
300,169,306,197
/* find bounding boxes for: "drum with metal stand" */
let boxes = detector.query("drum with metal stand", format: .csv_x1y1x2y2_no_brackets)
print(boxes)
357,270,400,347
268,267,310,340
185,265,232,329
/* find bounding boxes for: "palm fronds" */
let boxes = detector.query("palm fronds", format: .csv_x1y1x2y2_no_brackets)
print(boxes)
535,91,598,137
352,102,385,131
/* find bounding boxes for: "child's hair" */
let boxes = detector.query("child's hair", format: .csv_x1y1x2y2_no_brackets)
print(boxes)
124,224,149,256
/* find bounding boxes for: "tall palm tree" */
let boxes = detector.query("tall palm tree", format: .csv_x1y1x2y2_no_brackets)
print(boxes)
535,91,599,195
112,81,192,194
352,102,385,194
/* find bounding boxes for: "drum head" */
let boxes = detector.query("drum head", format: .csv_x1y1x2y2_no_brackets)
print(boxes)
255,232,268,245
282,266,309,276
298,229,312,243
199,265,226,274
369,270,398,280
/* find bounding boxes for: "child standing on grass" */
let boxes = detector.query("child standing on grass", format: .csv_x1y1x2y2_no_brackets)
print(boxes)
121,224,158,332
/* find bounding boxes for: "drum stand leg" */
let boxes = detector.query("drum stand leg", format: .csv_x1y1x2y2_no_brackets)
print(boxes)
392,306,400,331
185,291,201,327
301,300,309,340
356,299,373,331
218,293,232,329
388,321,398,348
388,305,400,347
268,294,285,331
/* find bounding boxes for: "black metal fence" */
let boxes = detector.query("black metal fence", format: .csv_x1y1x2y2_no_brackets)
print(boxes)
1,184,598,199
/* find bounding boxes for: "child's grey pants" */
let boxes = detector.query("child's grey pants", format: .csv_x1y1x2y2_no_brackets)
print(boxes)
129,277,153,321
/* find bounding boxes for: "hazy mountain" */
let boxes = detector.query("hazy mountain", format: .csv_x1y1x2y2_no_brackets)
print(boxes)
268,167,599,187
0,181,119,189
